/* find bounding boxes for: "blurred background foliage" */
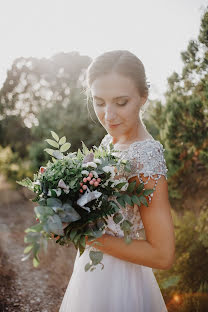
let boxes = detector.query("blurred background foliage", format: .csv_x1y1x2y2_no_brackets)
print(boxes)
0,6,207,311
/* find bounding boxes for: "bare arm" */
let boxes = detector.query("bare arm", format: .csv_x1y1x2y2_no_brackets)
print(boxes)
86,174,175,270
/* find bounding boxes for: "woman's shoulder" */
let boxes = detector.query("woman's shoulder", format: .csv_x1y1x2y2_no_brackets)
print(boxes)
126,138,168,180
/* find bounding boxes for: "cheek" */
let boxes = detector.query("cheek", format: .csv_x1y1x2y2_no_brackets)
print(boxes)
93,107,105,123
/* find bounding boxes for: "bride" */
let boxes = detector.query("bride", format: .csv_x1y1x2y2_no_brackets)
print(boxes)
59,50,175,312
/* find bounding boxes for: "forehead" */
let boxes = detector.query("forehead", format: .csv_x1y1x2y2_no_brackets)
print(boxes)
90,72,138,99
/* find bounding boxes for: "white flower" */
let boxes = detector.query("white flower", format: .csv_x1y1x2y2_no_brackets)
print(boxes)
102,165,115,178
33,180,41,186
47,188,62,197
82,162,97,168
94,158,102,164
90,170,98,178
81,170,89,175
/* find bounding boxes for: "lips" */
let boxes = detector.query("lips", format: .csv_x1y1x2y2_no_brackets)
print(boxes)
108,123,120,128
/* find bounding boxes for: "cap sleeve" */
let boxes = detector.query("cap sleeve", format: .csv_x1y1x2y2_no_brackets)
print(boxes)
126,140,168,204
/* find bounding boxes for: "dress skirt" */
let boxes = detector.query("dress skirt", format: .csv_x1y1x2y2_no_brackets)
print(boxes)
59,247,168,312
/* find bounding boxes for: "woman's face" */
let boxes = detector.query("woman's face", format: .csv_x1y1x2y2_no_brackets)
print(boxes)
90,72,147,138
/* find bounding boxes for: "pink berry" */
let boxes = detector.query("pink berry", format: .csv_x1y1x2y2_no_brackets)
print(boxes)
94,181,99,187
87,176,91,181
80,182,83,186
82,185,87,190
89,172,93,178
89,180,94,185
83,177,87,183
97,178,101,182
80,189,83,193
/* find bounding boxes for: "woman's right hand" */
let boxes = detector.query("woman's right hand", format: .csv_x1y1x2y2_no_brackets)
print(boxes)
62,222,70,229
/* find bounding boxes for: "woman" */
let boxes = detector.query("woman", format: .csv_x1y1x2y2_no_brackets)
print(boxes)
59,50,175,312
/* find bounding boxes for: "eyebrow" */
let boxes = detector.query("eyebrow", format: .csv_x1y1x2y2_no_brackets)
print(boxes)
93,95,129,100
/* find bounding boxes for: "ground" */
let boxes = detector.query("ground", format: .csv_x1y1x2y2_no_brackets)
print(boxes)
0,175,77,312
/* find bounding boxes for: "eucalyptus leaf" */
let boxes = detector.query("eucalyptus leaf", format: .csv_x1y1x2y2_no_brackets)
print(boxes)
60,206,81,222
89,250,103,265
25,223,43,233
47,198,62,208
84,262,92,272
34,205,54,217
46,214,64,236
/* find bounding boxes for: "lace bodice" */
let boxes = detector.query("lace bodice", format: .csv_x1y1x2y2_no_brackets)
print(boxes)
99,133,168,241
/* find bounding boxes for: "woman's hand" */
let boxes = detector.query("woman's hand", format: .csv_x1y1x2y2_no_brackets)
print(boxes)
62,222,70,229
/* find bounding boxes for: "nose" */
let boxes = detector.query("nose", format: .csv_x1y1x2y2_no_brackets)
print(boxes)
105,105,117,123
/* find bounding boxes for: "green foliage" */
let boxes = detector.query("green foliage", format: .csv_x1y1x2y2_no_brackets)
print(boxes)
155,208,208,301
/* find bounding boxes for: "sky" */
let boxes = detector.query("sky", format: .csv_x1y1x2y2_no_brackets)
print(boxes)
0,0,207,103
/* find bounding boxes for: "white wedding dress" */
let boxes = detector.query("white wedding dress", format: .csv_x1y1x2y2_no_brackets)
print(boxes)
59,134,169,312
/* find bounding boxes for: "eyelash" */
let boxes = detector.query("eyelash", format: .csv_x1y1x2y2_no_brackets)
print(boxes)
95,101,128,107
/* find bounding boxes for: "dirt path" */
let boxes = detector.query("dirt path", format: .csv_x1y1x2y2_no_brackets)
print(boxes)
0,175,77,312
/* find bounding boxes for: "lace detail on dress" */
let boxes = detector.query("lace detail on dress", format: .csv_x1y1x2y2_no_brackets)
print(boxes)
98,133,168,241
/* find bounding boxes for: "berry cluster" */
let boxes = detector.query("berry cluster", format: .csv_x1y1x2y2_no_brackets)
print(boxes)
79,172,101,193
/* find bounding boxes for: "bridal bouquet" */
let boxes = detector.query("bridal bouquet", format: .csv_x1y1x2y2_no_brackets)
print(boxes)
17,131,154,272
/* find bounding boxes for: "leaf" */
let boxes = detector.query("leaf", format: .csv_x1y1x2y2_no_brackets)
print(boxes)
53,150,64,159
33,257,40,268
81,141,90,155
60,204,81,222
136,183,144,194
46,215,64,236
127,180,137,193
51,131,59,142
44,148,55,156
34,205,54,217
80,235,86,248
16,177,34,191
45,139,59,148
74,233,82,245
59,136,66,145
24,245,33,254
140,196,148,207
60,143,71,153
114,182,128,190
84,262,92,272
123,194,133,206
131,195,141,205
143,188,154,196
117,197,126,208
21,252,32,262
113,212,123,224
124,234,132,244
89,250,103,265
120,220,132,232
25,223,43,233
47,198,62,208
69,228,78,241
